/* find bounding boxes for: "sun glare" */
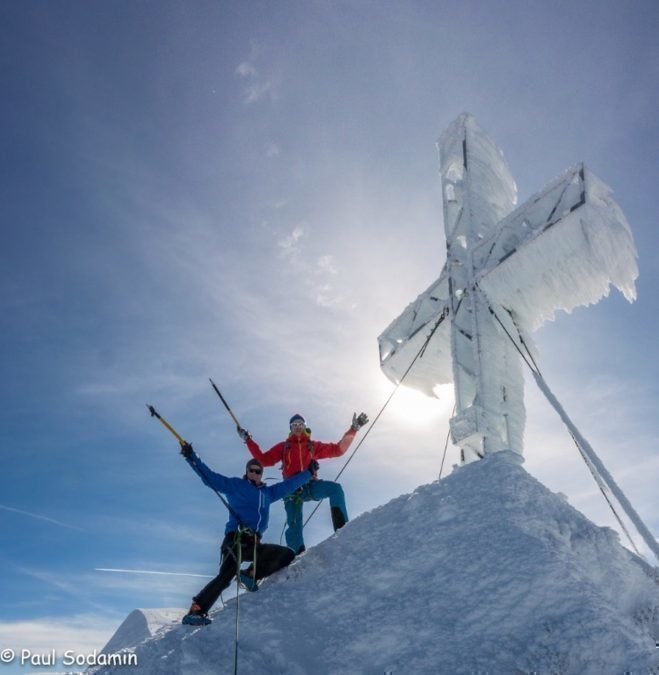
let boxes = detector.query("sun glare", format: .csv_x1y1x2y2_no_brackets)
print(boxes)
384,382,454,426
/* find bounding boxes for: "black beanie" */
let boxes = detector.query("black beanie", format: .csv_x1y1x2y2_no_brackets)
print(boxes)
246,459,263,472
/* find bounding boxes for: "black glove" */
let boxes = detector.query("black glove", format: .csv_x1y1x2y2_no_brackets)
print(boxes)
308,459,320,474
180,442,193,459
351,412,369,431
237,426,251,442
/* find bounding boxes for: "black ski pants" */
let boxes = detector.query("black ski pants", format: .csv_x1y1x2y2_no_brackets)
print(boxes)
194,530,295,613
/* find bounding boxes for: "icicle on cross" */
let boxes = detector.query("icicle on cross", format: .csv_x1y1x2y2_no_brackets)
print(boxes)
378,114,637,463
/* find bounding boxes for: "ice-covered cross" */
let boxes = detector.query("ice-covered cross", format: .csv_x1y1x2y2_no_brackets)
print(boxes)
378,114,638,463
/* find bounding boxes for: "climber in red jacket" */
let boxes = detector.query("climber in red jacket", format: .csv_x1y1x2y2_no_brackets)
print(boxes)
237,411,368,554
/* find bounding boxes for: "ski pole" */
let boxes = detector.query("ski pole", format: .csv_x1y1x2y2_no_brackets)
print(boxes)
147,404,187,446
209,378,242,428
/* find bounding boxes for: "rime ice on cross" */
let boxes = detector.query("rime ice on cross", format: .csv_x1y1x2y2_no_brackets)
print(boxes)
378,114,637,463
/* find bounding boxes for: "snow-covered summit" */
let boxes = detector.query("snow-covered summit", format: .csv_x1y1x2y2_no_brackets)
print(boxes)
93,453,659,674
101,608,182,655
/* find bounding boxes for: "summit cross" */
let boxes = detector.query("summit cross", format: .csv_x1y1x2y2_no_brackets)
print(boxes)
378,114,638,463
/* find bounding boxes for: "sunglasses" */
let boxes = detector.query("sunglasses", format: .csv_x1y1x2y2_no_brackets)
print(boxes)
247,467,263,475
290,421,306,429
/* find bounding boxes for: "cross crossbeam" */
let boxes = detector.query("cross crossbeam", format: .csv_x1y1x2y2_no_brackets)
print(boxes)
379,114,637,463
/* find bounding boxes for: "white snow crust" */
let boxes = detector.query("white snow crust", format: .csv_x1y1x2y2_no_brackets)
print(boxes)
439,113,518,239
477,164,638,332
91,453,659,675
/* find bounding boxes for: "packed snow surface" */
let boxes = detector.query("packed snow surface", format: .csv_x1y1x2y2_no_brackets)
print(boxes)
92,452,659,674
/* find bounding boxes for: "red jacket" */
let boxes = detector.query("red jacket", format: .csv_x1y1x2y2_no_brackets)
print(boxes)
246,429,356,479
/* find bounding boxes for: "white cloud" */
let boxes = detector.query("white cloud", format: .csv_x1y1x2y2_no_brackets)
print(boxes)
314,283,340,308
0,613,120,660
316,255,337,275
244,80,273,104
274,233,353,308
278,224,305,256
235,61,257,78
234,41,278,104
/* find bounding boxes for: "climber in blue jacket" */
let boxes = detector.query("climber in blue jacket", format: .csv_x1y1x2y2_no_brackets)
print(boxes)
180,442,316,626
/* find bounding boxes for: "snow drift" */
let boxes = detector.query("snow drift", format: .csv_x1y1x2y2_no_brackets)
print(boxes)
92,453,659,674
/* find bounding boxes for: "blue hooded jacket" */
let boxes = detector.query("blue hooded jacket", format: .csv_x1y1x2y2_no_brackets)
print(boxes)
185,450,311,537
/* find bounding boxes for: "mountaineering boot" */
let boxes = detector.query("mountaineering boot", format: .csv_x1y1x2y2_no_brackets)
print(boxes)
331,506,347,531
182,602,212,626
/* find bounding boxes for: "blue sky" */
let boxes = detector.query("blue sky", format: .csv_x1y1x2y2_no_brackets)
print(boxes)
1,0,658,661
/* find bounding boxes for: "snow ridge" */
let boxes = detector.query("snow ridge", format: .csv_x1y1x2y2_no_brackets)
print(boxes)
93,453,659,674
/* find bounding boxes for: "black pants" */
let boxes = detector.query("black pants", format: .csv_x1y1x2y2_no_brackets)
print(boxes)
194,531,295,613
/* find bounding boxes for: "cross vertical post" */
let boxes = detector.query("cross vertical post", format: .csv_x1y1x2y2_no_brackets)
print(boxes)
378,113,637,464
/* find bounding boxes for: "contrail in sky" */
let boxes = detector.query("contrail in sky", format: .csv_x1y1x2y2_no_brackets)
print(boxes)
0,504,85,531
95,567,213,578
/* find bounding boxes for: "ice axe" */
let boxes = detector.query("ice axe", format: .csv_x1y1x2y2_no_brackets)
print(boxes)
147,404,187,446
147,403,244,526
209,378,243,429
